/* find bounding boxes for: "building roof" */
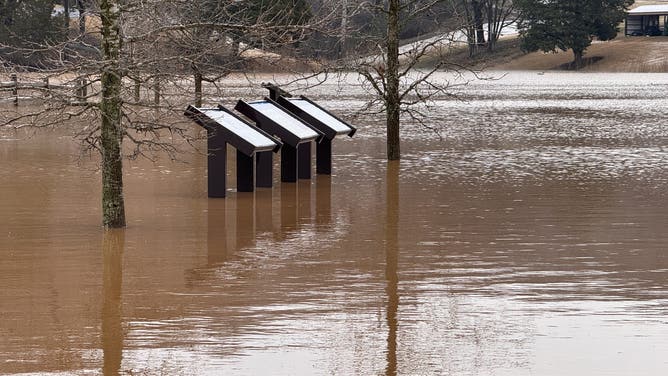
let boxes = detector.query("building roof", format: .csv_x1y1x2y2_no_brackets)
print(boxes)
629,5,668,15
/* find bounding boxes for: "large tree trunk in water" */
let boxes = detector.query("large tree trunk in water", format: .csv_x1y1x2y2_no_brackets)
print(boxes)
386,0,401,161
100,0,126,228
573,49,584,70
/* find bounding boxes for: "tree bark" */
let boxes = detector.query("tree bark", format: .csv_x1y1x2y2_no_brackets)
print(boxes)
467,24,477,57
193,64,203,107
573,49,584,70
486,0,497,52
386,0,401,161
472,0,486,45
100,0,126,228
339,0,348,59
63,0,70,30
77,0,86,35
461,1,477,57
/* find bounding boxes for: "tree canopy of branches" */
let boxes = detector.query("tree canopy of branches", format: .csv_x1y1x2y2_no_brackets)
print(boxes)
451,0,515,56
516,0,633,69
0,0,65,68
345,0,466,161
1,0,327,228
484,0,515,52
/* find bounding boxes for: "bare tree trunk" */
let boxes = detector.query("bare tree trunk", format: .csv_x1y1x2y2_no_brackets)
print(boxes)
133,78,140,102
153,77,160,105
339,0,348,59
77,0,86,35
573,48,584,70
386,0,401,161
472,0,486,46
11,73,18,106
467,24,477,57
487,34,496,51
486,0,496,52
100,0,126,228
461,0,479,57
193,64,203,107
63,0,70,30
485,0,514,52
232,37,240,58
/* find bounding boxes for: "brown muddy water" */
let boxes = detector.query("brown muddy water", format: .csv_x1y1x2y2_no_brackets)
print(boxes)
1,72,667,375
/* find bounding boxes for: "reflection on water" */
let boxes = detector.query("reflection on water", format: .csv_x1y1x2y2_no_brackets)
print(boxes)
207,199,228,265
315,175,332,226
385,161,399,376
1,72,668,375
102,230,124,376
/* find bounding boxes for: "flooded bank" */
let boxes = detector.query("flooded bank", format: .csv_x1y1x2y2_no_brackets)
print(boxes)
1,72,667,375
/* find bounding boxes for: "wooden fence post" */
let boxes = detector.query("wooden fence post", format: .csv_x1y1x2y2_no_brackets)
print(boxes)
42,77,50,99
11,73,18,106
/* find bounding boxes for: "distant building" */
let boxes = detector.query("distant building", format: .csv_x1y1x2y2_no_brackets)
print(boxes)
626,5,668,36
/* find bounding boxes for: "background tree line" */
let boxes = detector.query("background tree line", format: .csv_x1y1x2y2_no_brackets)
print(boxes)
3,0,633,72
1,1,519,67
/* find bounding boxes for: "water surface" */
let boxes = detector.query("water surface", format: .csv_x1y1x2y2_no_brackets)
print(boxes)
1,71,667,375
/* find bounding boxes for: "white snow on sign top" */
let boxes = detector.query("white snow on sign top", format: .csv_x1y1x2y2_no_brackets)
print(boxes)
249,101,319,139
288,99,352,134
202,109,276,149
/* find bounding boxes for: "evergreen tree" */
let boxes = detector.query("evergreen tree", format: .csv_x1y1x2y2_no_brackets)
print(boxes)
516,0,633,69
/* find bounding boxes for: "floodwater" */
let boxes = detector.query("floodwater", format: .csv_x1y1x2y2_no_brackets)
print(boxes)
1,71,667,375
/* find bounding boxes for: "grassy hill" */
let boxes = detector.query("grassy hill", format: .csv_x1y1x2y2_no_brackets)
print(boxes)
486,36,668,72
464,0,668,72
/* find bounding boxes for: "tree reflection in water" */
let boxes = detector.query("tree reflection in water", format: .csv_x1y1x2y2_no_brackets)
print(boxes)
385,161,400,376
102,229,124,376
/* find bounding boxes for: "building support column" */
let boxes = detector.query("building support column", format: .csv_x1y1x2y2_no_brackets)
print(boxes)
298,142,312,179
236,150,254,192
208,136,227,198
256,151,273,188
281,145,298,183
316,138,333,175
